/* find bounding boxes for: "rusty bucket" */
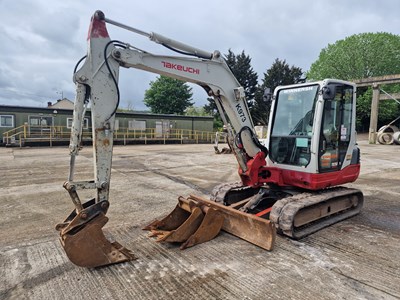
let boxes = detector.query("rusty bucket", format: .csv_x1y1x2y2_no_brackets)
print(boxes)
56,200,136,268
144,199,224,249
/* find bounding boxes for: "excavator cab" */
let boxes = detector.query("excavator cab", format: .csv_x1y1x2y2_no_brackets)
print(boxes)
267,80,360,189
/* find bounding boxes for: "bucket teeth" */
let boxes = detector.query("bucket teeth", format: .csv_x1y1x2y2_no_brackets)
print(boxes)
144,199,224,249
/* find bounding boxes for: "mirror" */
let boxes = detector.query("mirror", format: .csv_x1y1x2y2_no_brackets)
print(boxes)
263,88,272,102
322,84,337,100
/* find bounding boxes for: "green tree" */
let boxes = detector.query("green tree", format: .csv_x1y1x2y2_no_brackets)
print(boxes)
203,49,258,129
225,49,258,108
252,58,303,125
117,100,135,112
356,86,400,131
307,32,400,80
184,106,211,116
307,32,400,130
203,97,223,129
144,75,193,114
203,97,225,128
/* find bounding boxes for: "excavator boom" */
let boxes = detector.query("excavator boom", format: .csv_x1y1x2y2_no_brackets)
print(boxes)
57,11,274,268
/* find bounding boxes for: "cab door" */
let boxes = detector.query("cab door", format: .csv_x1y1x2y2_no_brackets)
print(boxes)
318,84,354,172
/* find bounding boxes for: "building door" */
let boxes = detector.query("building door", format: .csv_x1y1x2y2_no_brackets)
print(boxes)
28,115,54,136
155,120,170,138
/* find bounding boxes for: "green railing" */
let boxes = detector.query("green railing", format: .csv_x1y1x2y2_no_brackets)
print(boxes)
2,124,216,147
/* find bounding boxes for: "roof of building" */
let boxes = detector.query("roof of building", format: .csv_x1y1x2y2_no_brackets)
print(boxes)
0,104,213,120
47,99,74,109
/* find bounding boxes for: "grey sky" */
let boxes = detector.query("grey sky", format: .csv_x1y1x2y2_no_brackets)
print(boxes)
1,0,399,110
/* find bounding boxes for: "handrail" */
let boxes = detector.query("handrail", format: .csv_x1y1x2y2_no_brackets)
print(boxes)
2,124,216,146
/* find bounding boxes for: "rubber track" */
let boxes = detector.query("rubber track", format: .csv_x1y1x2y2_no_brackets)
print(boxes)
210,182,246,203
270,187,364,239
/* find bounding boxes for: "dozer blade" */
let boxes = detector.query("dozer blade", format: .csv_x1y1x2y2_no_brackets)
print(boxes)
57,211,136,268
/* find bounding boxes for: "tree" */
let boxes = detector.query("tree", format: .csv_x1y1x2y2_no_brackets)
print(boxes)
184,106,211,116
203,97,224,129
307,32,400,130
117,100,135,112
252,58,303,125
225,49,258,108
144,75,193,114
356,86,400,131
307,32,400,80
203,49,258,129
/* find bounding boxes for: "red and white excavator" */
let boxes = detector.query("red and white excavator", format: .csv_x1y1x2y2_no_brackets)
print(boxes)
56,11,363,268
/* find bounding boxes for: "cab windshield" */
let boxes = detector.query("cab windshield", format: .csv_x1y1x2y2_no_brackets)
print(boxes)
269,84,319,166
271,85,319,136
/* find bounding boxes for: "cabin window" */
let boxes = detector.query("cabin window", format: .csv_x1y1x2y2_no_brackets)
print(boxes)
0,115,14,127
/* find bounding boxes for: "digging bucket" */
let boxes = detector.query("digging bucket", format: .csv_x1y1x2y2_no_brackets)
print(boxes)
144,198,224,249
56,200,136,268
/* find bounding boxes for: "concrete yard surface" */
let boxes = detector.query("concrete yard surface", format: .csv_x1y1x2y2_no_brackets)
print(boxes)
0,138,399,299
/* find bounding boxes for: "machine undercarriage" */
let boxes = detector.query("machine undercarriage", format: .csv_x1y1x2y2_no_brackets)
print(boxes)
146,184,363,251
211,183,364,239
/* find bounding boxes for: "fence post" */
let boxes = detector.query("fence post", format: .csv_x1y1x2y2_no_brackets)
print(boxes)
49,127,52,147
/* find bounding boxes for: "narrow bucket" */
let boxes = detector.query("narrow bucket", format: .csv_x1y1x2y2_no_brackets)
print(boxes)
59,212,136,268
180,207,224,249
144,200,224,249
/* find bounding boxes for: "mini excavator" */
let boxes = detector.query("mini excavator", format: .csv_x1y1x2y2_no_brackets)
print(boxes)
56,11,363,268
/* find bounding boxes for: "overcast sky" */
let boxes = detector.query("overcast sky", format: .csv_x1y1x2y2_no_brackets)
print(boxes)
1,0,400,110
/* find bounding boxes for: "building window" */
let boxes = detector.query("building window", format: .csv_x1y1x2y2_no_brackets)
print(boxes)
0,115,14,127
115,119,119,131
67,118,89,129
128,120,146,130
